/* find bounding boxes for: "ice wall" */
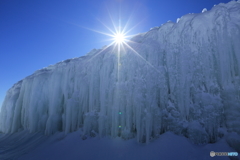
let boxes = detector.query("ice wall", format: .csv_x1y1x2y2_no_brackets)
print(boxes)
0,1,240,144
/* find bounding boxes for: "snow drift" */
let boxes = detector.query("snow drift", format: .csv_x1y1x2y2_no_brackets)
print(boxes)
0,1,240,146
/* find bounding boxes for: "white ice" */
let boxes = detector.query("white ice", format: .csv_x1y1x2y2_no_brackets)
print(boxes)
0,0,240,153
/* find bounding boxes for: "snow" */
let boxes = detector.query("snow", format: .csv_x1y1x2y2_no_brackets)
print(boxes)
0,129,239,160
202,8,207,13
176,18,180,23
0,0,240,158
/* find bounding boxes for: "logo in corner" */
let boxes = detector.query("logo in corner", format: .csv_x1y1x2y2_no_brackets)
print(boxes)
210,151,215,157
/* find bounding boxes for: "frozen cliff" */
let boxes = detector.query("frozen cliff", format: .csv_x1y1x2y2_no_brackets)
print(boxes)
0,1,240,146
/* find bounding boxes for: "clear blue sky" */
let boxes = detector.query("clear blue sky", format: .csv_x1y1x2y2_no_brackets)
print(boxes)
0,0,231,107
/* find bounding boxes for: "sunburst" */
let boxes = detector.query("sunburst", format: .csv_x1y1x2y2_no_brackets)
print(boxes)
113,32,126,44
81,8,161,76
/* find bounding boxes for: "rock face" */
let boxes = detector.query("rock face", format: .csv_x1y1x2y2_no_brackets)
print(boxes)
0,1,240,144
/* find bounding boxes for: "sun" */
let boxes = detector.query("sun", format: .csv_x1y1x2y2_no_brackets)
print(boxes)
82,10,162,76
113,32,126,44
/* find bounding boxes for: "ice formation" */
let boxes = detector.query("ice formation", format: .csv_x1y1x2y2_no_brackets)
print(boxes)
202,8,207,13
0,1,240,145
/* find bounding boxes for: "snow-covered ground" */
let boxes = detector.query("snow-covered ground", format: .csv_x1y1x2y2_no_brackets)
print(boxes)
0,129,239,160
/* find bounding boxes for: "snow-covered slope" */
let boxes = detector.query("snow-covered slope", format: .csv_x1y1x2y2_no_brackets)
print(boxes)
1,129,239,160
0,0,240,150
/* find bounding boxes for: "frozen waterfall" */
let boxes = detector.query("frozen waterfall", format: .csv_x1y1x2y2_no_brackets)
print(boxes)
0,1,240,145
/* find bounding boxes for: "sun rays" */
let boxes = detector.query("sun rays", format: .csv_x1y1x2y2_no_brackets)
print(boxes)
80,6,161,78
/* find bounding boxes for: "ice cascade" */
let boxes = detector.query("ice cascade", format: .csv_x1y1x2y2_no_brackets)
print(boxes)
0,1,240,144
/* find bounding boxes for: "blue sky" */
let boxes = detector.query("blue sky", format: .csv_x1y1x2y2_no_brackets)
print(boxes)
0,0,231,107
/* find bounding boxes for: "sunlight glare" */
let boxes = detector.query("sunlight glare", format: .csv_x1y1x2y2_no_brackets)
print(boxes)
81,7,161,77
114,33,126,44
